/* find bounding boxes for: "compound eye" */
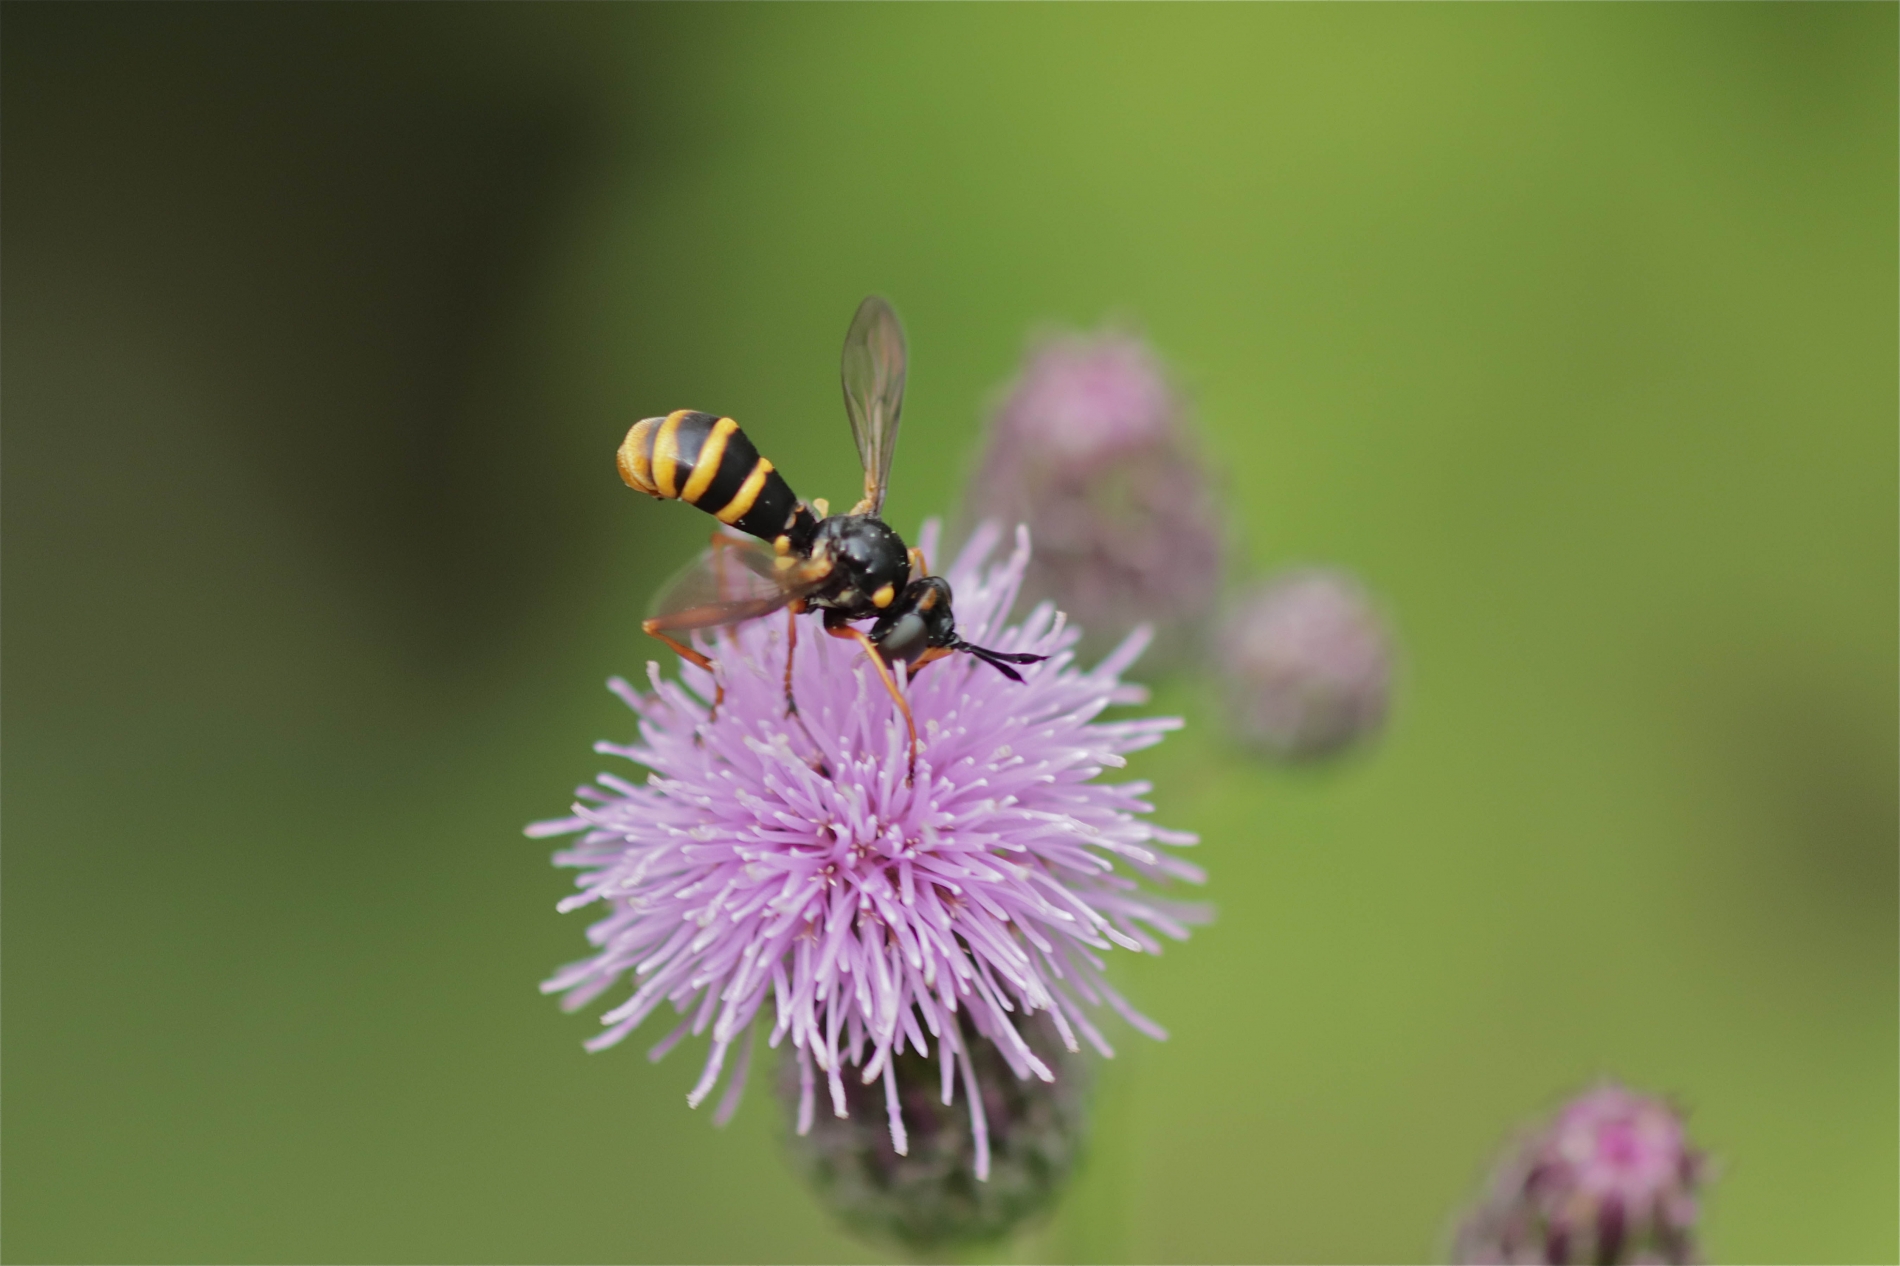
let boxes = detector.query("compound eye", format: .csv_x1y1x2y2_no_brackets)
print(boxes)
878,612,929,662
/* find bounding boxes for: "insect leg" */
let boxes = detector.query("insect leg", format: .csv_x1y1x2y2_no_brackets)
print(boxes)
826,620,919,783
641,593,788,717
642,621,714,671
783,599,805,717
907,546,929,582
641,618,724,712
779,600,833,774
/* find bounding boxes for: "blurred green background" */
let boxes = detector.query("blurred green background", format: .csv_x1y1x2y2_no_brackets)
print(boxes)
5,4,1895,1262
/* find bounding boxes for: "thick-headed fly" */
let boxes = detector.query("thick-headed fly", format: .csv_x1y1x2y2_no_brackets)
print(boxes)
617,296,1043,775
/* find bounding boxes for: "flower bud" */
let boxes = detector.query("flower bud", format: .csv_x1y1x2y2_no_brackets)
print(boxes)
1453,1082,1710,1265
1218,568,1391,759
965,329,1222,667
779,1014,1089,1254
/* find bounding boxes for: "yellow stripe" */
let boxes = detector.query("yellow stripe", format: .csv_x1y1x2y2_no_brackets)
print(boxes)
652,410,690,499
679,416,737,506
715,457,774,524
617,418,660,494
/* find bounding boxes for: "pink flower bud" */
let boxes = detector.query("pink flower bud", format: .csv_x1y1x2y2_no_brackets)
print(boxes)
966,329,1222,667
1454,1082,1711,1265
1218,569,1392,759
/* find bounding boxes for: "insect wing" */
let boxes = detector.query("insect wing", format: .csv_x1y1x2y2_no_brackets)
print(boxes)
646,535,795,632
840,295,907,516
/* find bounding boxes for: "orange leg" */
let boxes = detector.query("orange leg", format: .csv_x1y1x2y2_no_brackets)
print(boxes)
782,603,833,774
827,624,919,783
643,619,713,671
783,600,805,717
907,546,930,581
639,532,762,714
642,618,725,714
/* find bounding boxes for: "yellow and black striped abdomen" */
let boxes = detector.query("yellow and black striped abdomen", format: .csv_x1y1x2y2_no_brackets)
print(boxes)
618,410,803,541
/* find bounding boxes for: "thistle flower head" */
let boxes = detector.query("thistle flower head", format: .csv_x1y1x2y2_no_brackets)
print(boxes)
1218,568,1392,760
532,523,1207,1180
1453,1082,1710,1266
965,329,1222,666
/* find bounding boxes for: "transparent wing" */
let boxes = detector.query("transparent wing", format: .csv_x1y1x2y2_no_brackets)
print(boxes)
646,535,800,631
840,295,907,516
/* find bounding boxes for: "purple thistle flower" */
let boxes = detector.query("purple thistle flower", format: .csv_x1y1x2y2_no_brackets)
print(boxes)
1218,568,1393,760
530,522,1207,1181
965,328,1223,667
1452,1082,1711,1265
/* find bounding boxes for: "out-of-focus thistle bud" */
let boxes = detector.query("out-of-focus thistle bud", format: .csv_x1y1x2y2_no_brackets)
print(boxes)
780,1014,1089,1255
965,328,1222,667
1452,1082,1711,1266
1218,568,1392,760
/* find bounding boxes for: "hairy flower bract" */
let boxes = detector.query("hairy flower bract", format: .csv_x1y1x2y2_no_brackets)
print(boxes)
530,523,1206,1179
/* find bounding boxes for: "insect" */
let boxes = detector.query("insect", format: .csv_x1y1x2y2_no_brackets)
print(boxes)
617,296,1044,776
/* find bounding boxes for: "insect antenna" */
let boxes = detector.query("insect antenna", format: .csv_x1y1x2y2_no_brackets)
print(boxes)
953,638,1047,682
